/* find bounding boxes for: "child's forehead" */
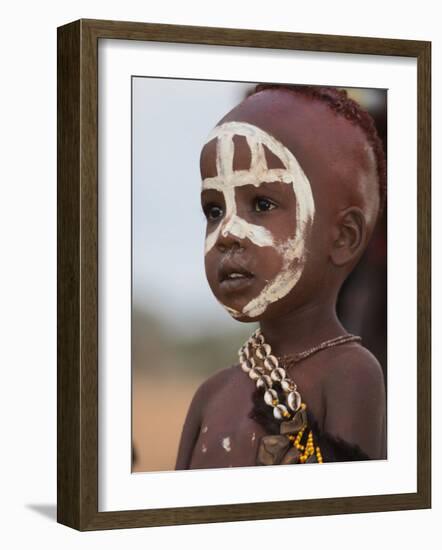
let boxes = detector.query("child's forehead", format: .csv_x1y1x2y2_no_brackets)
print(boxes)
200,120,295,179
205,90,365,158
200,89,376,200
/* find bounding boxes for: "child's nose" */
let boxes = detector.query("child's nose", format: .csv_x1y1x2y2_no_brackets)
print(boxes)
216,215,245,252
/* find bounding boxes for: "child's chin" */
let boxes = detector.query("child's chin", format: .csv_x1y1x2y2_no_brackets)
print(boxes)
221,303,258,323
231,313,257,324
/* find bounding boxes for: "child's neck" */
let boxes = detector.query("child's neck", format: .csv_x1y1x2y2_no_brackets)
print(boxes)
259,298,346,357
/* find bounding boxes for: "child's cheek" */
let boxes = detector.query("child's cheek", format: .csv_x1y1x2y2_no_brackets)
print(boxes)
204,249,217,287
253,244,286,279
204,244,285,304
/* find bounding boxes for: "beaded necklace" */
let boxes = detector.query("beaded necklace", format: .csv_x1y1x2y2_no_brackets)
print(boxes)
238,329,361,465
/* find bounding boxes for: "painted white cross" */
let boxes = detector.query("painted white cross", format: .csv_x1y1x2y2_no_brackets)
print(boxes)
202,121,315,318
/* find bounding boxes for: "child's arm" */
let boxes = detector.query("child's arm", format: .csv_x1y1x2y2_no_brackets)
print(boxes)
322,348,386,459
175,366,235,469
175,384,204,470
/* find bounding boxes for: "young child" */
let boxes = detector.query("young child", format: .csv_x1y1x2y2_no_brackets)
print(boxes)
175,84,387,469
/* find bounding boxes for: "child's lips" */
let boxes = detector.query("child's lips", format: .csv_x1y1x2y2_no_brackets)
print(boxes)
219,273,255,292
218,259,255,292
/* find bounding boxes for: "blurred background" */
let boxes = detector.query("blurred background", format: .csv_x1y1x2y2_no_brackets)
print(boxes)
132,78,387,472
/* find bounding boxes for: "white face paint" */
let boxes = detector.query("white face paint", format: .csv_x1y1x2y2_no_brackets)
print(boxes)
202,121,315,318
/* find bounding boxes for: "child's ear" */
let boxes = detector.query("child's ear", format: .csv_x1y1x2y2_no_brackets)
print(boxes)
330,207,367,267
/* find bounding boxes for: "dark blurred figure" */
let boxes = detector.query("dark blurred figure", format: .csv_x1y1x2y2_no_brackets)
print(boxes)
337,89,387,389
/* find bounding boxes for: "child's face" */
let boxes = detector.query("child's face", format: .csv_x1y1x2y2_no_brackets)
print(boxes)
201,120,315,320
200,88,378,321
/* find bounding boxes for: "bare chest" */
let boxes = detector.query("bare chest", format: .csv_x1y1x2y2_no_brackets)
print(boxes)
189,377,266,469
188,364,326,470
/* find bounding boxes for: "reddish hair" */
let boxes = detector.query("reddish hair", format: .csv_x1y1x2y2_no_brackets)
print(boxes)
253,84,387,214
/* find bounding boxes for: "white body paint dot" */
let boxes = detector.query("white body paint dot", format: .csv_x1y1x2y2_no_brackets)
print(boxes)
222,437,232,452
202,425,208,434
201,443,207,454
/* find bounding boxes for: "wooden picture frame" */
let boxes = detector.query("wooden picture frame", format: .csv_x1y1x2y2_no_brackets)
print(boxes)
57,18,431,530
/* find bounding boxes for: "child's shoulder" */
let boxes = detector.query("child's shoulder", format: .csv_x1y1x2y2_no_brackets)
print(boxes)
185,363,246,424
322,342,384,386
194,363,243,398
318,342,386,459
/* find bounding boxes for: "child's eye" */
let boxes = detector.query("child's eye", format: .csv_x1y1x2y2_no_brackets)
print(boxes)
254,197,277,212
204,204,224,221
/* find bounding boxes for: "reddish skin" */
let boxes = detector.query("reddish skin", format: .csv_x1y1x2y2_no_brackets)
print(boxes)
175,89,387,470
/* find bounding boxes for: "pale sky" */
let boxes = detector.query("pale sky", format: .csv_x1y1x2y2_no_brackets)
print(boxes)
132,77,256,337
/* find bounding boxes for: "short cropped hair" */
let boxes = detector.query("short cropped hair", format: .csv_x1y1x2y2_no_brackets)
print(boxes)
253,84,387,214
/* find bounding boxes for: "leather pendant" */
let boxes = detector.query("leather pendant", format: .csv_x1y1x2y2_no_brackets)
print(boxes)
256,435,290,466
306,453,318,463
280,408,307,435
280,447,302,465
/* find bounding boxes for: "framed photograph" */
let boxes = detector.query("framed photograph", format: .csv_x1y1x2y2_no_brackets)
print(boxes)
57,19,431,530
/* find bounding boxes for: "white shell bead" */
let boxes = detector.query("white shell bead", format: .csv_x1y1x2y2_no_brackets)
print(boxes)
240,362,250,373
287,390,302,411
264,389,278,406
248,359,256,369
257,374,272,389
262,343,271,356
270,367,286,382
281,379,294,392
264,356,279,371
248,368,260,380
273,404,289,420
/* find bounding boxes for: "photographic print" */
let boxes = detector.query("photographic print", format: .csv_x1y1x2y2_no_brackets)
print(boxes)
57,19,430,530
131,77,388,473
